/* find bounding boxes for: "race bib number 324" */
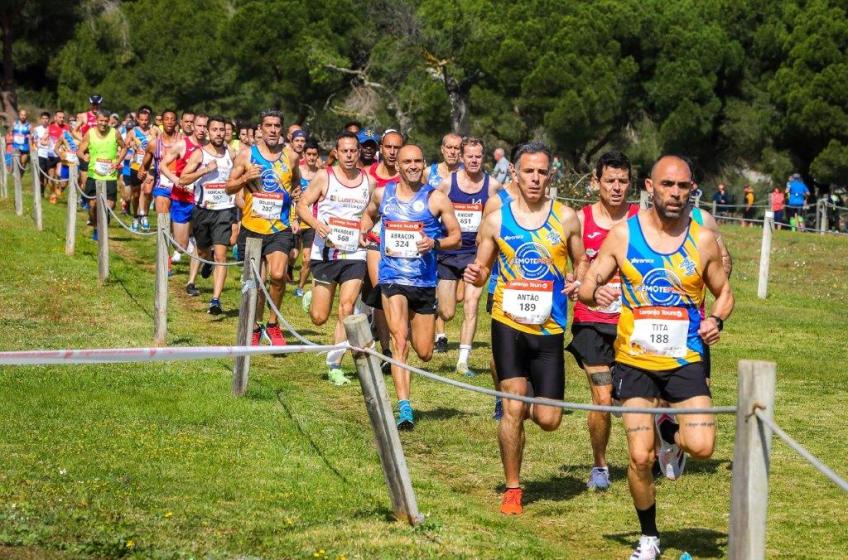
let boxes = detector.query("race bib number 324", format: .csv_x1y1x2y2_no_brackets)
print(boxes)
384,221,423,258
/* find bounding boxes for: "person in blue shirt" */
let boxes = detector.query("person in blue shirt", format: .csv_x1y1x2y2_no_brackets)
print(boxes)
785,173,809,224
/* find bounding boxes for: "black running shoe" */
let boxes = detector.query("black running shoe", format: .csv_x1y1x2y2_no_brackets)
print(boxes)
208,298,223,315
186,283,200,297
201,263,213,279
435,336,448,354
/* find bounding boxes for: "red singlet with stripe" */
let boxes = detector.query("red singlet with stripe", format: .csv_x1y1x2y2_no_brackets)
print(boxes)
81,111,97,135
573,203,640,325
170,137,200,203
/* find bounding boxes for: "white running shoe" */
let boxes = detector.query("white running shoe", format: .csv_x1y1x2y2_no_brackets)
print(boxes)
630,535,660,560
171,250,182,263
301,289,312,314
655,413,686,480
187,237,196,254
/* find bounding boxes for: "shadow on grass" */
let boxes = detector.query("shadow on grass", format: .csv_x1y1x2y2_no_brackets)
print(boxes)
495,473,586,504
111,271,153,321
683,458,731,476
604,528,726,558
416,407,471,421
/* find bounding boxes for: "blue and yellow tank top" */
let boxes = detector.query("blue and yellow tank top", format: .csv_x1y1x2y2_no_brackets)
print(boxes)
615,215,706,370
492,199,569,335
488,187,514,295
242,145,294,235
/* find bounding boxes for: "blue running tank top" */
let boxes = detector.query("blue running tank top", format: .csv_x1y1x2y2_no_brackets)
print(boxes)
378,182,442,287
443,171,490,255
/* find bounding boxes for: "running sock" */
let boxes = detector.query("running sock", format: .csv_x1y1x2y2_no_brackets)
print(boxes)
636,504,659,537
435,332,446,342
398,399,411,412
659,418,680,445
326,347,346,368
458,344,471,363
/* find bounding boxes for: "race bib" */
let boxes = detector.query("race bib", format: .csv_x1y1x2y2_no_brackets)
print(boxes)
592,278,623,314
630,306,689,358
502,279,553,325
64,152,78,165
327,217,360,253
454,202,483,233
384,221,422,258
94,159,113,176
202,182,232,210
12,134,24,145
250,192,283,220
132,150,145,167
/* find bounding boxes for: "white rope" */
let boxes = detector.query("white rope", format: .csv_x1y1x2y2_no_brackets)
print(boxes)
73,177,97,200
34,162,68,183
165,230,243,266
101,195,158,236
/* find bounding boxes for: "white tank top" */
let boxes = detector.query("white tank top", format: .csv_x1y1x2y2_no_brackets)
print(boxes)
312,168,370,261
194,147,234,211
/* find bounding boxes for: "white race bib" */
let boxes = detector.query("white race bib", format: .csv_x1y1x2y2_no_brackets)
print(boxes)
502,280,553,325
13,134,24,145
384,221,422,258
94,158,113,176
202,182,232,210
593,279,622,314
630,306,689,358
132,150,145,166
64,153,78,165
328,217,360,252
250,192,284,220
454,202,483,233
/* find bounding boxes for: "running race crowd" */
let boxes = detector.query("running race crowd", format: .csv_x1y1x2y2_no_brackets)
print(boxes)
6,94,737,560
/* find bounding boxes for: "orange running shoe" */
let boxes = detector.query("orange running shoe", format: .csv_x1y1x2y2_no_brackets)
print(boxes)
500,487,523,515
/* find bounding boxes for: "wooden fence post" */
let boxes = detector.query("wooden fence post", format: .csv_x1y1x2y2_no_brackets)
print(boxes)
32,160,43,231
65,165,78,256
13,153,23,216
96,180,109,285
232,236,262,396
343,314,424,526
757,210,773,299
728,360,777,560
821,199,829,234
0,135,7,198
153,212,171,346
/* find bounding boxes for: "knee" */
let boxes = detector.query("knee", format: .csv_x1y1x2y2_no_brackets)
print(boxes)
438,307,455,322
214,252,227,264
268,269,286,285
310,307,329,326
534,408,562,431
684,438,715,461
629,447,656,472
392,336,408,355
417,348,433,362
338,300,355,319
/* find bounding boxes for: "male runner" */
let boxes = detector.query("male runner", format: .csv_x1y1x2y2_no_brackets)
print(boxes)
160,113,207,291
179,116,235,314
295,139,321,298
12,109,32,167
226,110,301,345
357,128,379,168
577,155,734,560
45,110,69,201
435,137,501,375
78,110,128,239
127,106,158,231
77,95,102,187
33,112,50,179
360,144,461,429
297,132,372,385
567,151,639,491
464,142,587,515
140,109,181,215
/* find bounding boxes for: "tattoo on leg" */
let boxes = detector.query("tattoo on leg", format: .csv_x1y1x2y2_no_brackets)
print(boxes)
626,426,651,434
589,371,612,386
685,421,716,428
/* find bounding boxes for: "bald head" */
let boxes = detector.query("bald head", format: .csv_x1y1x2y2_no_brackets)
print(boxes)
397,144,425,184
651,155,692,181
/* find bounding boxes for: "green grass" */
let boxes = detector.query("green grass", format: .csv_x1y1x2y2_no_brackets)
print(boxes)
1,178,847,559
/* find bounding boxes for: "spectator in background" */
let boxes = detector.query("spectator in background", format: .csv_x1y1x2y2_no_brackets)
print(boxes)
770,185,786,229
712,183,730,220
785,173,809,229
551,154,564,182
493,147,510,184
742,185,755,227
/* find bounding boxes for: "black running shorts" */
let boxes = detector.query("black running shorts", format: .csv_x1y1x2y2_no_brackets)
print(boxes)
612,362,711,403
310,259,366,285
237,227,295,258
491,319,565,400
566,323,617,369
437,252,474,281
192,207,236,249
381,283,437,315
84,178,118,202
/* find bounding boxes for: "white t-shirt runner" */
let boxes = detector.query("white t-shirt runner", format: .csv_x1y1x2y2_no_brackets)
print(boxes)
311,167,370,261
193,147,234,211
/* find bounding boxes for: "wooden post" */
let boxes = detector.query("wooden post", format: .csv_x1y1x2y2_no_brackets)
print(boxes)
0,135,7,198
343,314,424,526
728,360,777,560
821,199,829,234
153,212,171,346
65,165,78,256
712,200,717,216
32,160,43,231
96,180,109,285
757,210,773,299
13,153,23,216
639,189,651,209
232,236,262,396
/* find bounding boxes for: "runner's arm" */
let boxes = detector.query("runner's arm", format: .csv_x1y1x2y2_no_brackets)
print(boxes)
429,190,461,251
699,209,733,277
463,212,499,287
476,193,503,245
296,170,330,236
488,177,502,197
561,206,589,295
78,132,90,159
577,223,624,307
139,141,155,178
358,187,383,246
114,133,128,171
178,148,207,185
698,228,734,345
159,143,183,187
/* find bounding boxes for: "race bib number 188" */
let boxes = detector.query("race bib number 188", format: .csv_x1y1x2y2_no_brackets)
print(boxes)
630,306,689,358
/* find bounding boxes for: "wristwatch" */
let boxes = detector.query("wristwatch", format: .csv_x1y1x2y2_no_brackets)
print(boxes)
433,238,441,251
709,315,724,331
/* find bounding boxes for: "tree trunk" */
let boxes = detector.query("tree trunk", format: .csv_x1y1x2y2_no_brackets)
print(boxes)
1,11,17,124
448,88,469,136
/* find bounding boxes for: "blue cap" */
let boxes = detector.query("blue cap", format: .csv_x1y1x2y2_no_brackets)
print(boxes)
291,129,306,140
357,128,379,145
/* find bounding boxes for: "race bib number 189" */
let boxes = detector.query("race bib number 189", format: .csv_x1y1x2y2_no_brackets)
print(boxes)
630,306,689,358
502,279,553,325
384,221,422,258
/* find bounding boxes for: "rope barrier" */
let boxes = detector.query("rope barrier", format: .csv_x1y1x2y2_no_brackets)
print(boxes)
34,162,69,183
754,408,848,493
249,258,319,346
73,177,97,200
101,194,158,236
0,342,346,366
166,230,244,266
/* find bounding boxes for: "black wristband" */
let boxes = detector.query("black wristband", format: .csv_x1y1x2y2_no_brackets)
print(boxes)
709,315,724,331
433,238,441,251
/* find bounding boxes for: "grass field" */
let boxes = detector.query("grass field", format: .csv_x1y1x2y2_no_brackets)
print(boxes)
1,176,847,559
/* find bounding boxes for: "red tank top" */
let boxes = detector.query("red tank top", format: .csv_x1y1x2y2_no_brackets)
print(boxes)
367,162,398,188
573,203,639,325
81,111,97,135
170,137,200,203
